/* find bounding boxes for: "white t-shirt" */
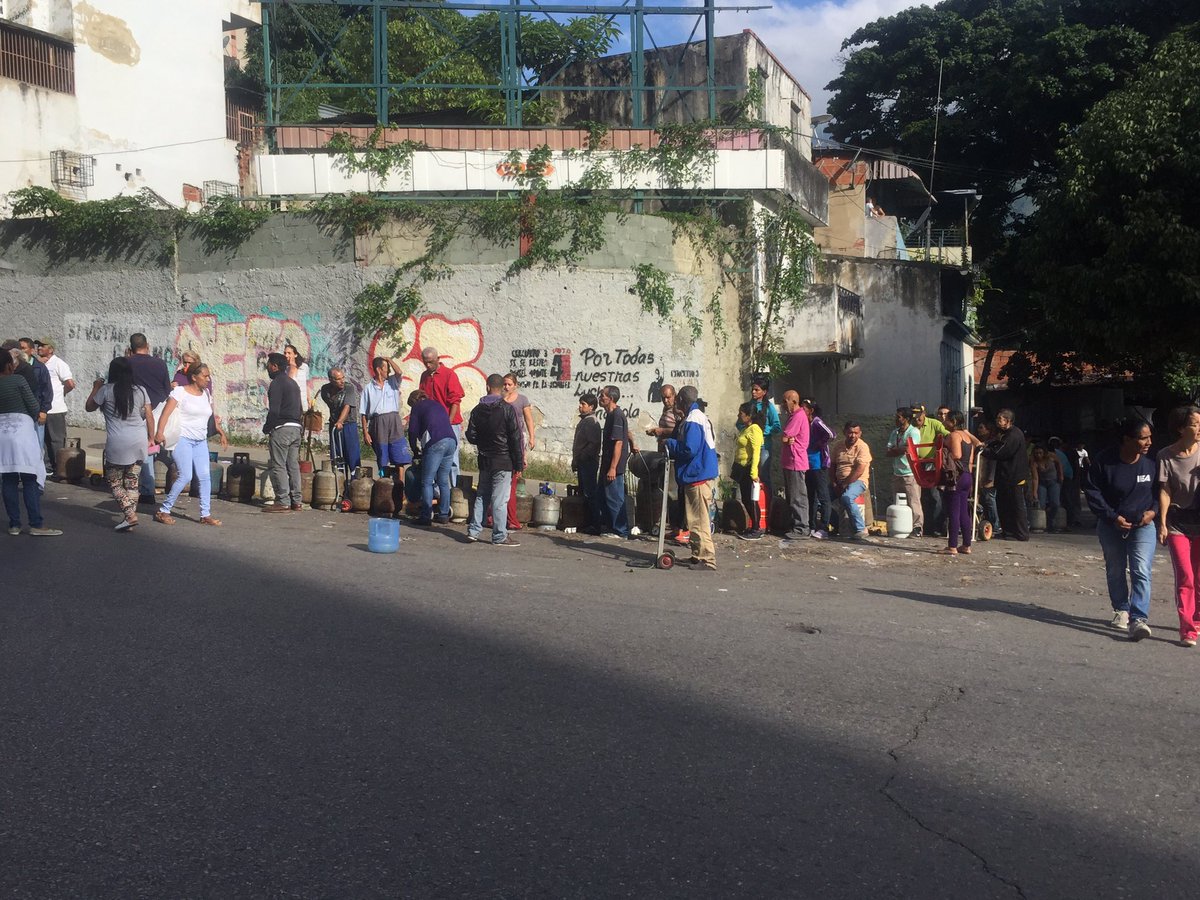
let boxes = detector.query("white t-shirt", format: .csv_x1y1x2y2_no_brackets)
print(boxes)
169,385,213,441
44,354,74,414
290,363,311,407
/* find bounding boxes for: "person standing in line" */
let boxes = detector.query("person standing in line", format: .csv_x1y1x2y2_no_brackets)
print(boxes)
0,351,62,536
1084,418,1157,641
911,404,949,536
983,408,1030,541
885,407,924,537
779,390,811,541
283,344,312,410
831,422,873,541
360,356,413,478
406,389,457,526
127,333,173,506
172,350,200,387
153,363,227,526
571,393,603,535
320,367,361,475
665,386,719,571
85,357,155,532
262,352,304,513
804,399,834,539
1050,436,1081,528
596,385,632,539
37,338,74,475
975,420,1000,532
1157,406,1200,647
941,410,982,555
418,346,465,486
465,373,523,546
4,340,50,451
645,383,685,541
733,402,765,540
1030,444,1064,530
737,375,781,501
502,373,536,531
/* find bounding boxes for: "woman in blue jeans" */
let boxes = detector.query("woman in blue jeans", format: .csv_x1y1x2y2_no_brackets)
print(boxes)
1082,418,1157,640
154,363,227,526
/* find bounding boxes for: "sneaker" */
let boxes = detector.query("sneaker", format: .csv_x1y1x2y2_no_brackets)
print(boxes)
1182,635,1197,648
465,532,480,542
114,519,138,532
688,560,717,572
737,530,763,541
7,526,21,536
854,531,871,542
29,527,64,536
493,537,521,547
810,530,826,540
434,517,451,526
911,526,923,538
1110,610,1130,631
673,530,691,545
1129,620,1152,642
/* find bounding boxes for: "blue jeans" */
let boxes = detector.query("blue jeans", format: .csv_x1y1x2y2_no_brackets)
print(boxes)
1038,481,1062,527
140,452,156,498
1097,519,1155,622
2,472,43,528
838,479,868,534
161,437,212,517
420,436,456,523
468,462,512,543
450,423,463,487
604,474,629,536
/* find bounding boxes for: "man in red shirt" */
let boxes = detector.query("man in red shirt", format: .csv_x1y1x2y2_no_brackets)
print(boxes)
418,346,465,484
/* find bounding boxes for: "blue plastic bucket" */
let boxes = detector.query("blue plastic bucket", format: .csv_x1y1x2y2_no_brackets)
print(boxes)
368,517,400,553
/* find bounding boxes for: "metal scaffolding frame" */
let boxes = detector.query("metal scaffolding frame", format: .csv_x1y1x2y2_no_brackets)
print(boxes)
254,0,769,130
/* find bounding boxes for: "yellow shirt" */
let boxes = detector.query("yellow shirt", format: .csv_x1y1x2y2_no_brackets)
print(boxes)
735,423,764,479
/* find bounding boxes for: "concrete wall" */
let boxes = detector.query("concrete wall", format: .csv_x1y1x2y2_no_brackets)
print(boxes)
814,185,900,259
1,1,253,208
775,256,964,420
0,213,749,464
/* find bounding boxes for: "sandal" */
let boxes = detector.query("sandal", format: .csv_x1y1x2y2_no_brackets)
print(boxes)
199,516,223,527
153,511,176,525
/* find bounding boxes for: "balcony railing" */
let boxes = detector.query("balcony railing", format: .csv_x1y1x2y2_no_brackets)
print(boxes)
0,19,74,94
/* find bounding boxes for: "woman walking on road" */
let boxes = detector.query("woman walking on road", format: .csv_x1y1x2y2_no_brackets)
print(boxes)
85,357,155,531
1083,418,1157,642
153,363,227,526
940,410,982,555
1157,406,1200,647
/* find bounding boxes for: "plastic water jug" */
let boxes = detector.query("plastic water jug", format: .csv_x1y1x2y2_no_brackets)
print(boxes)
887,493,914,538
368,517,400,553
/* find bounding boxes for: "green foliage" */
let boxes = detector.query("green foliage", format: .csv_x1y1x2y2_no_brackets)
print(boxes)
1016,27,1200,391
352,269,422,346
246,6,618,125
751,204,821,375
188,196,272,255
7,186,175,262
326,129,426,184
827,0,1186,261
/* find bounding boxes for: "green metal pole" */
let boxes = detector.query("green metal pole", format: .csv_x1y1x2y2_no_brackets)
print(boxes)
705,1,716,119
261,1,276,147
374,0,389,125
631,0,644,128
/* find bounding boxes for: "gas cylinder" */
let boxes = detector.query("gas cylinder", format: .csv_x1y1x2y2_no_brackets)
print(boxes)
312,460,338,509
449,487,471,522
886,493,914,539
516,493,534,525
55,438,86,481
348,468,374,512
532,494,561,529
1029,506,1047,532
224,452,256,503
370,469,396,517
300,464,315,506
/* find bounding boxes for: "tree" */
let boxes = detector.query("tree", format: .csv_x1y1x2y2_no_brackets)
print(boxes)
1016,28,1200,396
826,0,1190,260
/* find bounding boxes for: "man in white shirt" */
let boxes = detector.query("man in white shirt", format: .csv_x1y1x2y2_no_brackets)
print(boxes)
37,339,74,474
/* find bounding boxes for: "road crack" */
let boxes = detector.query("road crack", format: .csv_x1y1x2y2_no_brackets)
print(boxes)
880,685,1028,899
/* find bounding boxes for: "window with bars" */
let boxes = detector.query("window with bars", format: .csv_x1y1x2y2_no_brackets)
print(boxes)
0,19,74,94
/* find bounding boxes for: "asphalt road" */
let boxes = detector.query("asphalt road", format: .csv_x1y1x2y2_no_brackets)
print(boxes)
4,483,1199,898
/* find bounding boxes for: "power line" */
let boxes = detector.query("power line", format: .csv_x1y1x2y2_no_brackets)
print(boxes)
0,136,234,165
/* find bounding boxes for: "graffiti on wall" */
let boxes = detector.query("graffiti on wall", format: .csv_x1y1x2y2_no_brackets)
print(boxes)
367,314,488,407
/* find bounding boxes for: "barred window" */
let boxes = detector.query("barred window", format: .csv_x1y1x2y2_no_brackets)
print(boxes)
0,19,75,95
